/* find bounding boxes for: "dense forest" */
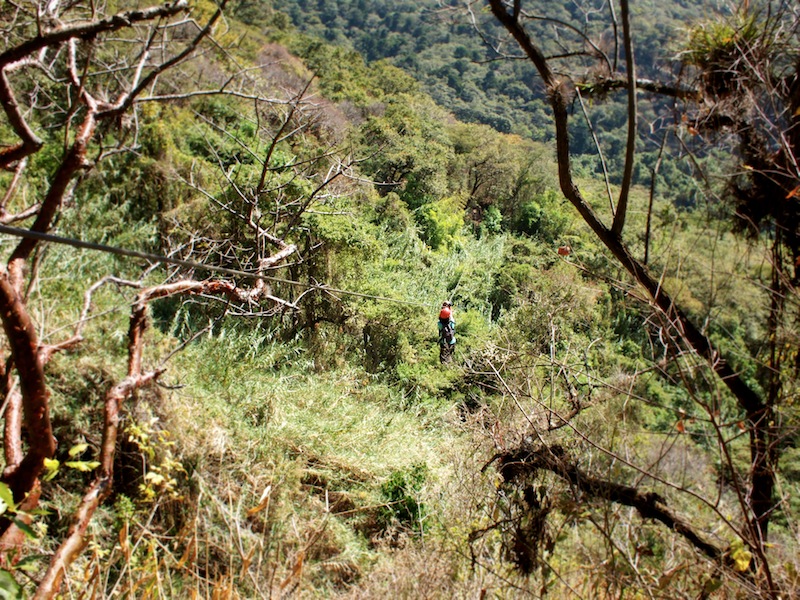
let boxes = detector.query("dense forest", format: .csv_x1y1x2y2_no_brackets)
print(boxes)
268,0,712,202
0,0,798,598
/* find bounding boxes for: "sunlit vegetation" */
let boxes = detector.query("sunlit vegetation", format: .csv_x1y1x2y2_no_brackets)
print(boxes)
0,0,798,597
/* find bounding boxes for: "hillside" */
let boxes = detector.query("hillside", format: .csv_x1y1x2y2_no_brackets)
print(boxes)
0,0,798,598
267,0,712,128
264,0,723,205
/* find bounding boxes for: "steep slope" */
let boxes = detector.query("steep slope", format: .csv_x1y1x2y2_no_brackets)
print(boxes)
3,1,798,597
268,0,719,140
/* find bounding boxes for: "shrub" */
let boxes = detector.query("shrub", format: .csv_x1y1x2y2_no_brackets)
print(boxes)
378,463,428,532
416,196,464,250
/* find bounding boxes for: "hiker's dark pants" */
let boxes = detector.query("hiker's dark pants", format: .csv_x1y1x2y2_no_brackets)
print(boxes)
440,343,454,363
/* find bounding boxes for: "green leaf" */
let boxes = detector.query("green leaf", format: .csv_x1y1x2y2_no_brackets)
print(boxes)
11,519,36,541
0,484,16,514
13,555,45,573
68,443,89,458
702,577,722,594
64,461,100,472
0,569,23,600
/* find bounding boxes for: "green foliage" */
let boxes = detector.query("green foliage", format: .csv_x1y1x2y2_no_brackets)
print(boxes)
359,93,453,207
415,196,464,250
0,570,23,600
487,237,551,320
271,0,717,200
483,205,503,235
12,2,799,596
684,13,762,72
513,189,569,242
361,303,419,373
0,481,39,550
230,0,292,31
379,463,428,531
372,191,414,232
285,37,418,104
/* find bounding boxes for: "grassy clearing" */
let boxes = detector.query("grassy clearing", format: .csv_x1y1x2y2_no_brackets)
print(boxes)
141,328,476,595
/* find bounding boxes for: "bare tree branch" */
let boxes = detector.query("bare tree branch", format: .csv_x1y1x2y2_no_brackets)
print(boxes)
0,1,189,69
577,76,700,100
98,1,228,119
611,0,637,236
495,443,725,561
486,0,777,574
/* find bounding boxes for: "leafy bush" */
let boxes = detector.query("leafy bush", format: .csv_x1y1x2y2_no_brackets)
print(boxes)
512,189,569,242
483,205,503,234
416,196,464,250
378,463,428,532
683,14,762,97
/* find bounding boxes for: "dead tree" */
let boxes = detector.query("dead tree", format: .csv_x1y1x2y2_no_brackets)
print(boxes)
0,2,359,594
475,0,800,596
0,1,268,595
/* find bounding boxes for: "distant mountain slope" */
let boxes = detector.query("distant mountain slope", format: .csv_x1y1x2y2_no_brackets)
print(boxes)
266,0,721,142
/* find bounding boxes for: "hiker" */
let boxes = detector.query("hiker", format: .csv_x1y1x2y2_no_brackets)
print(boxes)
438,301,456,363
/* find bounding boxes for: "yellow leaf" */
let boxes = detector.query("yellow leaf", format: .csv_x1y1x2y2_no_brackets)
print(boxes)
64,460,100,472
43,458,60,481
732,546,752,572
68,443,89,457
145,472,165,486
247,485,272,517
